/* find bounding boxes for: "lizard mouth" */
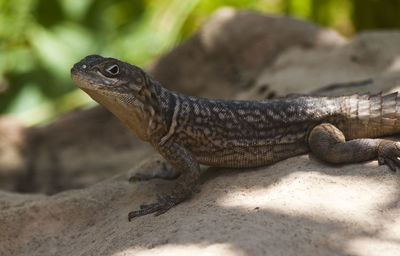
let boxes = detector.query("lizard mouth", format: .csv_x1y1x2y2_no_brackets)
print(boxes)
71,71,101,90
71,67,115,89
71,69,137,104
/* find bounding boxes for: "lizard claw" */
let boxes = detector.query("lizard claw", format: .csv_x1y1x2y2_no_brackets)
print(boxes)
128,195,182,221
378,141,400,172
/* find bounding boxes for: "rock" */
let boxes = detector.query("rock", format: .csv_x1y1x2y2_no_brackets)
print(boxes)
1,157,399,255
238,31,400,100
0,116,27,191
149,8,345,99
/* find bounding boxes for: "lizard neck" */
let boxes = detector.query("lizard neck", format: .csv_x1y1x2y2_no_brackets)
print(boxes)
81,87,151,141
144,80,177,145
80,76,175,143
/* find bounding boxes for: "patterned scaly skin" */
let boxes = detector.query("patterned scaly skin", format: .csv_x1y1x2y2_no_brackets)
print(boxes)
71,55,400,221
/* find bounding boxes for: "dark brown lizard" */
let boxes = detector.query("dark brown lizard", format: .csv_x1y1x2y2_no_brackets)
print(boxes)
71,55,400,221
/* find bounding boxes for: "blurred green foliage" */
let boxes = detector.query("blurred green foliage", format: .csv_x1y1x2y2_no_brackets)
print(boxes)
1,0,400,125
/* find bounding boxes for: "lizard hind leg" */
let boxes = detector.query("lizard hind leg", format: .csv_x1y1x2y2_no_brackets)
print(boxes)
308,123,400,171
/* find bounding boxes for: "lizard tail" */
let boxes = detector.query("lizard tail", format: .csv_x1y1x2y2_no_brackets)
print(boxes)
343,92,400,139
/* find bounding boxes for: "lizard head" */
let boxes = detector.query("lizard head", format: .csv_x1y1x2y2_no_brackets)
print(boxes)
71,54,159,141
71,54,147,93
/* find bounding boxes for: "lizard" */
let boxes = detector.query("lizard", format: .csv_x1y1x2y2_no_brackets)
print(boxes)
71,54,400,221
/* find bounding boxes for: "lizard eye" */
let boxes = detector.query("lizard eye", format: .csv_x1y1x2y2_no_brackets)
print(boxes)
105,64,120,76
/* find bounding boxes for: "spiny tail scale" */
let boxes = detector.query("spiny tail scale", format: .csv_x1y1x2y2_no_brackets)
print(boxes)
339,92,400,140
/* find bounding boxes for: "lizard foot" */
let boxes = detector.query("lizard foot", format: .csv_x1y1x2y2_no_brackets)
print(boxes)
129,163,180,182
128,173,162,182
128,195,182,221
378,140,400,172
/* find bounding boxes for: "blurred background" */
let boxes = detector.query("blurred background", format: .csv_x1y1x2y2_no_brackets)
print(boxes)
1,0,400,125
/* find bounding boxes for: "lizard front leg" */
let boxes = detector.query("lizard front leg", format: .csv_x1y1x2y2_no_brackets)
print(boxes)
128,141,200,221
308,123,400,171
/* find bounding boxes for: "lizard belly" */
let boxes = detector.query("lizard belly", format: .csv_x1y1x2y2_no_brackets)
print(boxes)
175,121,313,168
194,142,309,168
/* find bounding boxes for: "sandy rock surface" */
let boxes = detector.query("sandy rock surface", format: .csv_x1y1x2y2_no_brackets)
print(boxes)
1,9,400,256
1,157,399,256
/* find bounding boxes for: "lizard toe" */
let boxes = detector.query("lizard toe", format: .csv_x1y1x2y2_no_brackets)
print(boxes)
383,158,400,172
139,202,159,209
128,195,181,221
128,166,180,183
